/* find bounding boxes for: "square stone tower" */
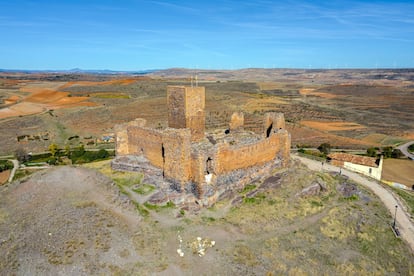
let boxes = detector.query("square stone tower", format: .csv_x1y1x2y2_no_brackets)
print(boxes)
167,85,205,142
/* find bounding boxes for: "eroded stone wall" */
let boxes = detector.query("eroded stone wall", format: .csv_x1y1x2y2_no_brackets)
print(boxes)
167,86,205,142
127,125,163,168
214,131,290,174
229,112,244,131
162,128,192,190
264,113,286,137
115,124,129,155
115,118,147,155
184,86,205,141
167,86,186,129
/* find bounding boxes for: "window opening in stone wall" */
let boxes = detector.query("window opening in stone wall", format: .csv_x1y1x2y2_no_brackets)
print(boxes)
206,157,213,174
266,123,273,138
162,144,165,177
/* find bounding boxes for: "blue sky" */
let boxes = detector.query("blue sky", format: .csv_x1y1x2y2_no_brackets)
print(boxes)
0,0,413,70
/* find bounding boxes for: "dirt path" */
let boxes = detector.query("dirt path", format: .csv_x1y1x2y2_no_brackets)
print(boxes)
292,154,414,252
7,159,19,183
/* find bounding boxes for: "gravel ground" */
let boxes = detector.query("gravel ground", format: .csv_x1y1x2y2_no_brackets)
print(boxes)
0,166,141,275
1,162,414,275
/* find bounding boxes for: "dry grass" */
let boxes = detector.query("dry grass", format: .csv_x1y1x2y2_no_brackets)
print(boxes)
243,96,287,113
301,120,366,132
1,160,414,275
361,133,388,144
0,170,10,185
382,159,414,186
299,88,337,99
91,92,130,99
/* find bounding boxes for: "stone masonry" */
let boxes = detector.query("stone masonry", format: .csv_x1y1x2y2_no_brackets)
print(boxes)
112,85,291,207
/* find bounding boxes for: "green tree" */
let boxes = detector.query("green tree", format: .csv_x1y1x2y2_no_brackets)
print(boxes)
96,149,109,159
47,156,57,165
15,147,29,163
64,144,71,157
317,143,331,155
0,160,13,172
77,144,85,155
366,147,377,157
382,146,393,158
391,149,404,159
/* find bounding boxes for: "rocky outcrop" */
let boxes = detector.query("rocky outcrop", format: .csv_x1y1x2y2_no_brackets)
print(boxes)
296,179,327,197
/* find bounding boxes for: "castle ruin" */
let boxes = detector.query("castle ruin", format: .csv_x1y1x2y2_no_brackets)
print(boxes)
112,85,291,207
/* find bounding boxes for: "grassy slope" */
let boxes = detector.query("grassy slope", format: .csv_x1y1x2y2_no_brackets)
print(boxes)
84,160,414,275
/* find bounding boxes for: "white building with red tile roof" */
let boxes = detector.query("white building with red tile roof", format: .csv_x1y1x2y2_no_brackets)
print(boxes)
328,152,383,181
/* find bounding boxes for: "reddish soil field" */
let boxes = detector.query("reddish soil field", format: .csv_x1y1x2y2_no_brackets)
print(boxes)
0,170,10,185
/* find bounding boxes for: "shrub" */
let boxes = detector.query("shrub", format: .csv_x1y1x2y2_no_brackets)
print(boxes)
0,160,13,172
70,149,110,164
47,157,57,165
318,143,331,155
391,149,404,159
15,147,30,163
366,147,377,157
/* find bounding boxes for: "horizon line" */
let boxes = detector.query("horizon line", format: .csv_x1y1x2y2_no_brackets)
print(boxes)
1,67,414,73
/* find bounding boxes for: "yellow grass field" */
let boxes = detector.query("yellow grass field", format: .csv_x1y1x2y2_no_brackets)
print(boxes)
243,97,287,112
299,88,337,99
300,120,366,132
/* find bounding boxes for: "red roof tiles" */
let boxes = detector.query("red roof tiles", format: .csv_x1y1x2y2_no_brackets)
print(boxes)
328,152,379,168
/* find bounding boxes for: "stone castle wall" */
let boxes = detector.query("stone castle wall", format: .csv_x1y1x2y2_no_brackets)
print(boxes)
162,128,192,189
115,118,147,155
214,130,290,174
167,86,186,129
113,85,291,207
184,86,205,141
167,86,205,142
127,125,164,168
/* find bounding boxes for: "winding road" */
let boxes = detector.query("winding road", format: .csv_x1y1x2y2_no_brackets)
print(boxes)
292,154,414,252
397,141,414,160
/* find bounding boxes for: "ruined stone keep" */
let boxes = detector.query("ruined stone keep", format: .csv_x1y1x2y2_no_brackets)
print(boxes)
112,85,291,206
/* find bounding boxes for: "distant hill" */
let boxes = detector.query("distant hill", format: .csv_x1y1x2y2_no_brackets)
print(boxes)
0,68,158,75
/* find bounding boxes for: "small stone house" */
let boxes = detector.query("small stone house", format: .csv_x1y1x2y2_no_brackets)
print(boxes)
327,152,383,180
